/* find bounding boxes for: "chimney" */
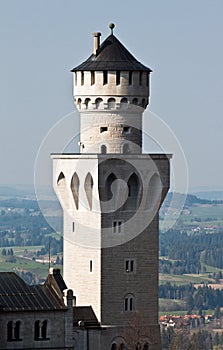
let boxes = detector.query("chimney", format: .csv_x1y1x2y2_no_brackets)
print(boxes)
93,32,101,55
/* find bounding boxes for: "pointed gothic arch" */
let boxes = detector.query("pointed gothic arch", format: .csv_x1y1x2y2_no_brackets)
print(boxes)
145,173,162,211
71,173,80,209
126,173,141,210
105,172,117,201
84,172,94,210
57,172,69,209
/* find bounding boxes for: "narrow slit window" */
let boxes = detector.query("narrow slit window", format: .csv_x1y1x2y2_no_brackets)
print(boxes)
124,298,128,311
103,71,108,85
75,72,77,86
72,222,75,232
91,71,95,85
116,71,120,85
129,71,132,85
81,72,84,85
139,71,142,85
90,260,93,272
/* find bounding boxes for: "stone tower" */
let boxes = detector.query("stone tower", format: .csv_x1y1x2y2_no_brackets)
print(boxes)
52,24,171,350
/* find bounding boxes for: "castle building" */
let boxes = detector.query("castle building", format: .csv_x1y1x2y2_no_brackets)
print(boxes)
52,24,171,350
0,269,74,350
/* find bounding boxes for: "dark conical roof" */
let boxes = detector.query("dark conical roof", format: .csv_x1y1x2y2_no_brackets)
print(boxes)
71,34,152,72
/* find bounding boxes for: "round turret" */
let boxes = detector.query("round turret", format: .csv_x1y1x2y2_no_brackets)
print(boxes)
71,25,152,154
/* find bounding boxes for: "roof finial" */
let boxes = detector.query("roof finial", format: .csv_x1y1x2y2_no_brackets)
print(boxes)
109,23,115,35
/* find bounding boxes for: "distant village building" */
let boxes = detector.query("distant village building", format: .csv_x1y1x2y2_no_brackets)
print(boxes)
0,25,171,350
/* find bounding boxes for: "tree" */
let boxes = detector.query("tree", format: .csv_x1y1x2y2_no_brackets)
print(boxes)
1,248,6,256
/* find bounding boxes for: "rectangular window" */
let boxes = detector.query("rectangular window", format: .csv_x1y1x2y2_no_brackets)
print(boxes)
129,71,132,85
103,71,108,85
81,71,84,85
125,259,135,273
116,71,120,85
113,220,123,233
90,260,93,272
123,126,131,134
91,71,95,85
100,126,108,133
139,71,142,85
124,298,128,311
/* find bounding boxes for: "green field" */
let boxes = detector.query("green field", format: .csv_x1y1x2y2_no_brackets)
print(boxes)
0,245,62,279
159,273,213,285
178,203,223,228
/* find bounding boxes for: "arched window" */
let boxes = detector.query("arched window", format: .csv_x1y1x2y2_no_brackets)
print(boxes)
57,172,70,210
34,320,48,340
122,143,130,154
125,173,141,210
101,145,107,154
34,320,40,340
77,98,82,109
95,98,103,109
119,343,125,350
14,321,21,341
141,98,146,108
7,321,13,341
7,321,21,341
124,294,135,311
57,172,65,185
71,173,80,209
143,342,149,350
84,173,93,210
42,320,48,340
111,344,117,350
120,97,128,109
145,173,162,211
108,98,116,109
132,98,138,105
105,173,117,201
85,98,91,109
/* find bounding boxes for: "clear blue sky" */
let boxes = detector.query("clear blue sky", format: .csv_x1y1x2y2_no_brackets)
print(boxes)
0,0,223,191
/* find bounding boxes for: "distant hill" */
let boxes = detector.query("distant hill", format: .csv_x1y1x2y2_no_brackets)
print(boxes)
162,192,223,210
192,191,223,201
0,185,35,198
